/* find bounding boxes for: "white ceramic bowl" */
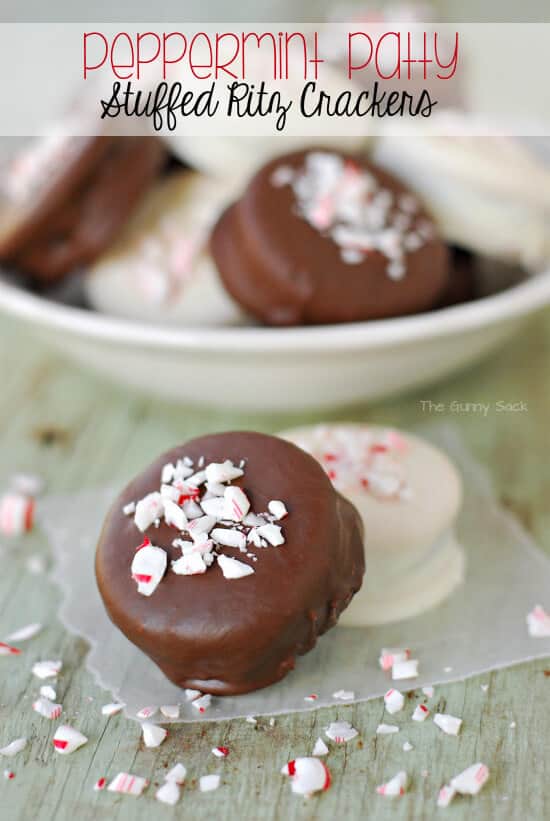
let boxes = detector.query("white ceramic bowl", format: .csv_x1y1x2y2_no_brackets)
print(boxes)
2,270,550,411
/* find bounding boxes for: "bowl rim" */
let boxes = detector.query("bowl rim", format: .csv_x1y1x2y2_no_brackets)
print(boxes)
1,267,550,354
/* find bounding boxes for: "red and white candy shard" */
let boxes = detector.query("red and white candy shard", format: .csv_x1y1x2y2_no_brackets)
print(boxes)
160,705,180,719
376,770,408,797
141,722,168,748
133,492,164,531
268,500,288,520
5,623,42,643
384,688,405,714
172,552,208,576
40,685,56,700
412,704,430,722
131,543,167,596
11,473,43,497
107,772,148,796
222,486,250,522
163,499,188,530
136,706,157,719
205,460,243,483
392,659,419,680
422,686,435,698
312,738,329,756
217,554,254,580
156,781,180,806
304,694,318,702
184,689,201,702
379,647,410,672
122,501,136,516
0,492,34,535
192,694,212,713
377,724,399,735
94,777,106,791
0,738,26,757
210,527,246,550
52,725,88,754
437,784,456,807
256,523,284,546
434,713,462,736
281,757,331,797
32,659,62,679
4,770,15,780
101,702,125,717
166,763,187,784
527,604,550,637
199,774,220,792
325,720,358,743
212,746,229,758
449,763,490,796
32,697,62,720
333,689,355,701
0,642,20,656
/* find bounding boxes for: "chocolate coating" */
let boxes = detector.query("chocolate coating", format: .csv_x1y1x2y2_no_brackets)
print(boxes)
0,136,167,283
210,149,450,325
95,432,365,695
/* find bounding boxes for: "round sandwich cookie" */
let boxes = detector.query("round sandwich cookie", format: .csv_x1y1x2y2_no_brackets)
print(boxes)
85,171,248,326
373,112,550,267
210,149,450,325
280,423,464,626
95,431,365,695
0,132,167,283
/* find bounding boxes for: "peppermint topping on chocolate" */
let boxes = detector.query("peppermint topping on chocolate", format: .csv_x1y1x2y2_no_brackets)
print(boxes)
270,152,433,280
127,455,290,595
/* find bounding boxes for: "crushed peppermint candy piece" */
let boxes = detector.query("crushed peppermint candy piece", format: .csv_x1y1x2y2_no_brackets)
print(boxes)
312,738,329,756
377,724,399,735
134,492,163,531
392,659,419,680
141,722,168,748
434,713,462,736
11,473,43,496
94,777,107,791
212,746,229,758
377,770,408,797
422,686,435,698
101,702,125,717
412,704,430,722
281,757,331,797
256,523,284,546
32,697,62,720
450,762,490,796
26,555,46,575
184,689,201,702
52,725,88,754
123,502,136,516
333,689,355,701
268,500,288,520
4,770,15,780
166,763,187,784
163,499,188,530
437,783,457,808
211,527,246,550
379,647,410,672
160,705,180,719
136,706,157,720
384,688,405,714
108,772,148,796
172,552,208,576
156,781,180,806
131,543,167,595
245,715,257,724
32,659,62,679
0,493,34,535
205,460,243,484
201,497,226,518
5,623,42,643
187,515,216,539
0,642,21,656
217,554,254,579
325,720,358,743
304,693,318,702
192,694,212,713
40,685,56,700
403,741,414,752
527,604,550,637
0,738,26,757
199,774,221,792
222,486,250,522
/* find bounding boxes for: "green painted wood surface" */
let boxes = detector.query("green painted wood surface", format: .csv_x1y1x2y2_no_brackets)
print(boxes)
0,312,549,820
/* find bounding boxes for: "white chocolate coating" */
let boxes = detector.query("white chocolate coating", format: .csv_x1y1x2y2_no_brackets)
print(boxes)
280,423,464,626
373,112,550,267
84,171,249,327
